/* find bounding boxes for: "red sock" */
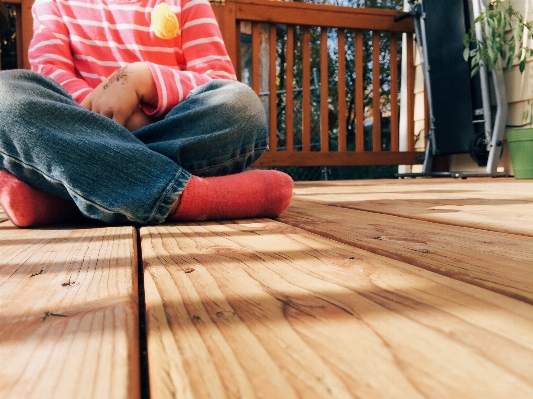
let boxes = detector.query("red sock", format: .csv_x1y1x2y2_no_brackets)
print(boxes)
169,170,293,222
0,170,82,227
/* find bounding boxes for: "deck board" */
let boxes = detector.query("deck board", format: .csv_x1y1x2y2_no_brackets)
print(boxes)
291,178,533,236
281,199,533,304
0,221,140,399
141,220,533,399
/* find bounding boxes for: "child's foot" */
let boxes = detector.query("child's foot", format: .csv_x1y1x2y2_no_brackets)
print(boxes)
0,170,82,227
169,169,293,221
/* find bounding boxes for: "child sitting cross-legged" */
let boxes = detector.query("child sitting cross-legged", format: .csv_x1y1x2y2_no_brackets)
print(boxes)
0,0,293,227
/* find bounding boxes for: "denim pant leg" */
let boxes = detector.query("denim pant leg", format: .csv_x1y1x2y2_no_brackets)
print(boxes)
0,70,188,224
0,72,268,224
134,79,269,176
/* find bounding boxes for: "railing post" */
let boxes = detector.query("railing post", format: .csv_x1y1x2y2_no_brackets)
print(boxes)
210,0,239,78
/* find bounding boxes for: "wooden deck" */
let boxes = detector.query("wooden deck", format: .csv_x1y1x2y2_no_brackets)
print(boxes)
1,178,533,398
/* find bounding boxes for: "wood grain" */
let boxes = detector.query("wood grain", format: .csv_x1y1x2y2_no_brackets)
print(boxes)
281,199,533,304
141,220,533,399
0,206,7,222
0,221,140,399
291,178,533,236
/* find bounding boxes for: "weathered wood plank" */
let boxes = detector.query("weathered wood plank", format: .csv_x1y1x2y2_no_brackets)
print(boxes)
281,199,533,304
0,221,140,399
141,220,533,399
291,178,533,236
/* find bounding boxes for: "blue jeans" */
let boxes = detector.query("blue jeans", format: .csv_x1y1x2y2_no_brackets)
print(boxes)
0,70,268,224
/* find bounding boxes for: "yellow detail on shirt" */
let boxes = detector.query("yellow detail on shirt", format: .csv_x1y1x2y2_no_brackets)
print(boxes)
151,3,179,40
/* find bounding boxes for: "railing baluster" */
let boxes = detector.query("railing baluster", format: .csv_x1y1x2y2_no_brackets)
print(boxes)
372,31,381,152
355,30,364,153
406,32,415,152
302,27,311,153
252,22,260,95
424,80,429,148
269,23,277,152
286,25,294,153
320,27,329,152
211,0,238,74
390,32,399,152
337,29,346,152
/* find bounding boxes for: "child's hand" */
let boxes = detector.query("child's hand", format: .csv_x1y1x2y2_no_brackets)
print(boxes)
81,63,157,128
125,109,155,132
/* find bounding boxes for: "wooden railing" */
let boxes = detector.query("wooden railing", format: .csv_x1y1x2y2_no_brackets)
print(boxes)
212,0,420,167
3,0,421,168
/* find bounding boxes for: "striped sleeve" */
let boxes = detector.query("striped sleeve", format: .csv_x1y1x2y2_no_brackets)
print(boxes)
28,0,92,103
144,0,236,116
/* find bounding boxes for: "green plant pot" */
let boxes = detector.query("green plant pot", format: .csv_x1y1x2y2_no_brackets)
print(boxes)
507,127,533,179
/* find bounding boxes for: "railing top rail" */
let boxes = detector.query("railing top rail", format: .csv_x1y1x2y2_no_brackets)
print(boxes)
227,0,414,32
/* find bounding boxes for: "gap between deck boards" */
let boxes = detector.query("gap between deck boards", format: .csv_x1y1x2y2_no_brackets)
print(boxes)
136,226,150,399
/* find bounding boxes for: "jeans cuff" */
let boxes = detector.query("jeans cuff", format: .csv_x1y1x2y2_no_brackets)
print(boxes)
147,168,192,224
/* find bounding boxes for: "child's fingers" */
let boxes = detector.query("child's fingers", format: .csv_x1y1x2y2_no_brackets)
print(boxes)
112,113,128,127
80,96,92,111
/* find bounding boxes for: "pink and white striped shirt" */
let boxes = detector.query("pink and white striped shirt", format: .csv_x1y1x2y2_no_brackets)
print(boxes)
28,0,237,117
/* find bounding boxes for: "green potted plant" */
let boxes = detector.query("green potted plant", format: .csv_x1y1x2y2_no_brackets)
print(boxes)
464,0,533,178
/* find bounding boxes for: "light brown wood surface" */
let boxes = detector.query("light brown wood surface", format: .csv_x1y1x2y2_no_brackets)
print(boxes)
141,220,533,399
3,178,533,398
0,206,7,222
0,221,140,399
291,178,533,236
281,199,533,304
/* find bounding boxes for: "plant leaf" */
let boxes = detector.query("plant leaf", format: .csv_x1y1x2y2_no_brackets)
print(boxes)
506,53,514,69
463,47,471,62
519,58,526,73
